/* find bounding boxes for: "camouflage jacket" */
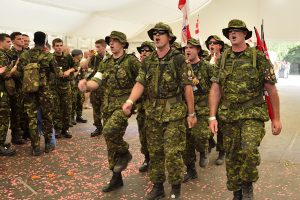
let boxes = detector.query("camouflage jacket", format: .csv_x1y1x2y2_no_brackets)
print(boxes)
0,49,11,92
92,53,140,112
53,52,77,83
17,46,58,87
211,46,276,122
136,49,193,122
191,59,214,117
86,54,103,80
7,47,26,86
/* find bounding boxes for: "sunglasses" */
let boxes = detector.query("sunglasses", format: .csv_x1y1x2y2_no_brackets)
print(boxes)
140,48,151,52
208,41,220,45
228,29,244,33
152,30,168,36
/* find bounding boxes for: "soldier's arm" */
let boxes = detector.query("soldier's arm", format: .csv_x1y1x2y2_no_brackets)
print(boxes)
261,55,282,135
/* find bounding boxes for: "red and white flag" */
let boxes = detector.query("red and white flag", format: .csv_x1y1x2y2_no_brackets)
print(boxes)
195,16,200,39
178,0,191,46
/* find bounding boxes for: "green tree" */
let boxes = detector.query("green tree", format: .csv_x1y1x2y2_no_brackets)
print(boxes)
283,45,300,64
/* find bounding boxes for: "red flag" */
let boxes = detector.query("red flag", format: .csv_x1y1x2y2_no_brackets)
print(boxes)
195,17,199,37
254,27,264,51
254,25,274,120
178,0,191,46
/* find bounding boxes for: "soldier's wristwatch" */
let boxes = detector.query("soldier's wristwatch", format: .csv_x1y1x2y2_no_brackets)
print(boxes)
126,99,134,105
188,112,196,118
208,116,216,121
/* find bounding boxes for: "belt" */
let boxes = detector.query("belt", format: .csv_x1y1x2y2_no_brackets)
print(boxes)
108,94,129,102
222,95,264,110
151,96,182,105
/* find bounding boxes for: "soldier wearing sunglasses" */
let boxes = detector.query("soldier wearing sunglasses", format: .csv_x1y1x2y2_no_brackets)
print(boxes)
122,22,196,200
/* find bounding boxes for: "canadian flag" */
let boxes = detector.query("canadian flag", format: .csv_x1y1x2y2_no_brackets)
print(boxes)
178,0,191,46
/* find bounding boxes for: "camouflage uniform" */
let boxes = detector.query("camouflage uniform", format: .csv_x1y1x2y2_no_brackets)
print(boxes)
72,68,85,120
91,32,140,170
17,46,57,149
136,41,155,169
87,54,104,132
212,45,276,191
204,35,226,155
183,46,213,167
0,50,11,147
6,47,26,142
136,47,193,185
52,53,76,132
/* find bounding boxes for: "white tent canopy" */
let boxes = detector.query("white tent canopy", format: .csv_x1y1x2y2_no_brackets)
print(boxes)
1,0,299,50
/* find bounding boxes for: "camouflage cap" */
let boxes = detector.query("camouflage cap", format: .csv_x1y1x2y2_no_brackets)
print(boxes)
71,49,83,57
147,22,177,44
205,35,225,51
186,38,204,56
105,31,129,49
222,19,252,40
187,38,201,47
136,41,155,53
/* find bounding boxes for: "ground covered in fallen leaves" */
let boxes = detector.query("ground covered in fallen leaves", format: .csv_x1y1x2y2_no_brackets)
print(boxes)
1,77,300,200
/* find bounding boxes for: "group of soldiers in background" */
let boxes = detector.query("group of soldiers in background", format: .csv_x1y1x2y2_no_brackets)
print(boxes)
0,19,281,200
0,31,88,156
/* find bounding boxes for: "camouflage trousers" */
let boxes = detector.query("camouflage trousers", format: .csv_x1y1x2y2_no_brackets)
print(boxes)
136,108,148,156
183,117,210,165
221,119,265,191
90,87,104,130
103,109,129,170
52,83,72,131
71,83,84,119
147,118,186,185
9,91,23,139
0,91,10,146
209,123,224,152
24,86,53,147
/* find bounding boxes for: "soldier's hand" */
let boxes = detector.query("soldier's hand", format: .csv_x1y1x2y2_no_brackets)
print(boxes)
63,70,71,77
0,66,6,74
271,119,282,135
187,116,197,128
78,79,87,92
209,119,218,134
122,102,133,116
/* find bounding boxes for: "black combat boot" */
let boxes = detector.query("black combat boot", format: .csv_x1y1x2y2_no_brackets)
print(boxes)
76,116,87,123
170,184,181,199
183,164,198,183
55,130,62,138
233,189,243,200
138,153,149,172
68,118,75,126
11,129,26,145
242,182,253,200
90,127,102,137
145,182,165,200
32,146,42,156
215,151,226,165
113,151,132,173
61,130,72,138
199,152,209,168
208,136,216,153
102,172,123,192
45,138,55,153
0,145,16,156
